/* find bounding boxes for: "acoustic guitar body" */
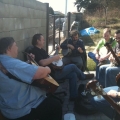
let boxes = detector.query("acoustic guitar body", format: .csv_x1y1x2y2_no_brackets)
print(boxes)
32,75,59,93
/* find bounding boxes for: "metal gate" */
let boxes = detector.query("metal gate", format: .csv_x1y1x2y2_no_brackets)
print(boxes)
46,8,71,54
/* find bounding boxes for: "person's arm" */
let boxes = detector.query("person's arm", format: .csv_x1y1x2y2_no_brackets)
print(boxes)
99,52,111,61
60,38,70,49
107,90,120,98
39,55,60,66
33,66,51,80
77,40,85,53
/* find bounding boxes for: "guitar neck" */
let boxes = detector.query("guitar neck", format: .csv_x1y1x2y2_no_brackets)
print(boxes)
105,43,120,65
103,93,120,114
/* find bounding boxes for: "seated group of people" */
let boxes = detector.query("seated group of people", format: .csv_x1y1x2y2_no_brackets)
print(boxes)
1,27,120,120
88,28,120,120
0,30,94,120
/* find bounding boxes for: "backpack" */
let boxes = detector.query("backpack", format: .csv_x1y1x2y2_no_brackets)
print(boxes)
74,84,97,115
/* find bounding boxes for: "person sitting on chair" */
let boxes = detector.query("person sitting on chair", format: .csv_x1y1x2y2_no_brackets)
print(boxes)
30,33,94,101
60,30,86,71
0,37,62,120
88,28,117,79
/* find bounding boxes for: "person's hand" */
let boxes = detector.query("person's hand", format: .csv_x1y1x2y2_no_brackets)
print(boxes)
99,57,106,62
56,45,60,51
107,90,118,98
67,44,74,50
45,66,51,74
29,53,35,59
27,53,35,60
53,55,60,61
109,56,115,62
95,54,100,60
78,47,83,53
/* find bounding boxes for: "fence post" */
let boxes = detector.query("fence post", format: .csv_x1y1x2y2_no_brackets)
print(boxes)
67,12,71,37
46,3,49,53
53,15,55,50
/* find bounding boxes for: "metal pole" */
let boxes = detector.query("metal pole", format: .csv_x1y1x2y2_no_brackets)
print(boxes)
45,3,49,53
65,0,68,15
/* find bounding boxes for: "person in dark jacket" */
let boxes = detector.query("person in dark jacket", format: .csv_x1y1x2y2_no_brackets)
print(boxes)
60,30,86,70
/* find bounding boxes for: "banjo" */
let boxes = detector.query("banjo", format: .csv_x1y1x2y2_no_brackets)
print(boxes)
50,44,64,70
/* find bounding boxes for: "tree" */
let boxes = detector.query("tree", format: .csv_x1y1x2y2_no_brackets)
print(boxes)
74,0,92,12
74,0,116,25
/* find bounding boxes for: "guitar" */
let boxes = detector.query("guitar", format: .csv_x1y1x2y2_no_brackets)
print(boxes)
104,43,120,66
23,52,59,93
86,80,120,117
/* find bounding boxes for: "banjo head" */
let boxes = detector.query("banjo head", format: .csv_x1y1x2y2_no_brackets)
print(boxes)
52,59,63,67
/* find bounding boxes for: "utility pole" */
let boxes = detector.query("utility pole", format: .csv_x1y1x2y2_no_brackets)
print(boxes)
65,0,68,15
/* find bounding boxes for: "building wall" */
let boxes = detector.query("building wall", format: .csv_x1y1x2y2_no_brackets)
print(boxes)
0,0,47,60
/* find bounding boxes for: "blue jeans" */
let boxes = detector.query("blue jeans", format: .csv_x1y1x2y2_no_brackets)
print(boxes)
62,56,83,69
54,64,86,98
88,52,99,79
91,86,119,120
88,52,109,80
88,52,99,64
98,64,120,87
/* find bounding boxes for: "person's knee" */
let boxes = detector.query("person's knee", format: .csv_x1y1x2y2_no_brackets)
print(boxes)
106,67,113,75
88,52,93,58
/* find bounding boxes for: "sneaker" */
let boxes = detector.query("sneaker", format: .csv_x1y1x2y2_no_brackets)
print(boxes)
84,74,94,80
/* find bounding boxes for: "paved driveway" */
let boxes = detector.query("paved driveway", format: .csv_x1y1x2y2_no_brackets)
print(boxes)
55,71,110,120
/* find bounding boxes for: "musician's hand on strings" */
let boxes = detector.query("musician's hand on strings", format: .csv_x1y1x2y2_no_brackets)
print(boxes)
67,44,74,50
99,57,106,62
109,56,115,62
45,66,51,74
78,47,83,53
95,54,100,60
27,53,35,60
56,45,60,51
53,55,60,61
107,90,118,98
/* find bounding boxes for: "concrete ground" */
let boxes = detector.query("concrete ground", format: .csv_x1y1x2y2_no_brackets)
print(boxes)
55,71,110,120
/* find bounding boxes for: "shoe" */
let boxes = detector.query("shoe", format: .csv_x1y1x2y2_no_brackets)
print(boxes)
85,74,94,80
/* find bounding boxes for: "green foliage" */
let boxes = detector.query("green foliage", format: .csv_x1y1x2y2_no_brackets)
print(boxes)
74,0,120,13
87,58,96,71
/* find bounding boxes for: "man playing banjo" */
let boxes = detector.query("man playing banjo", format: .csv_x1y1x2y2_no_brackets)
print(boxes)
30,33,94,101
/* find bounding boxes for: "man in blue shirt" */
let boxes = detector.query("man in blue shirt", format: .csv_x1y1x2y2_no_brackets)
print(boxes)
0,37,62,120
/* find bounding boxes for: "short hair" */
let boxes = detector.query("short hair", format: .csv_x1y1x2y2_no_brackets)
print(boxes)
103,28,111,34
32,33,43,46
70,30,79,38
115,30,120,34
0,37,14,54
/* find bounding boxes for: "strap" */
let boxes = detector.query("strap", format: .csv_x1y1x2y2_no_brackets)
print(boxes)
0,62,24,82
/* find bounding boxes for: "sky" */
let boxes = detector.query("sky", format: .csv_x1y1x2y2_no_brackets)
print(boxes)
37,0,77,14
